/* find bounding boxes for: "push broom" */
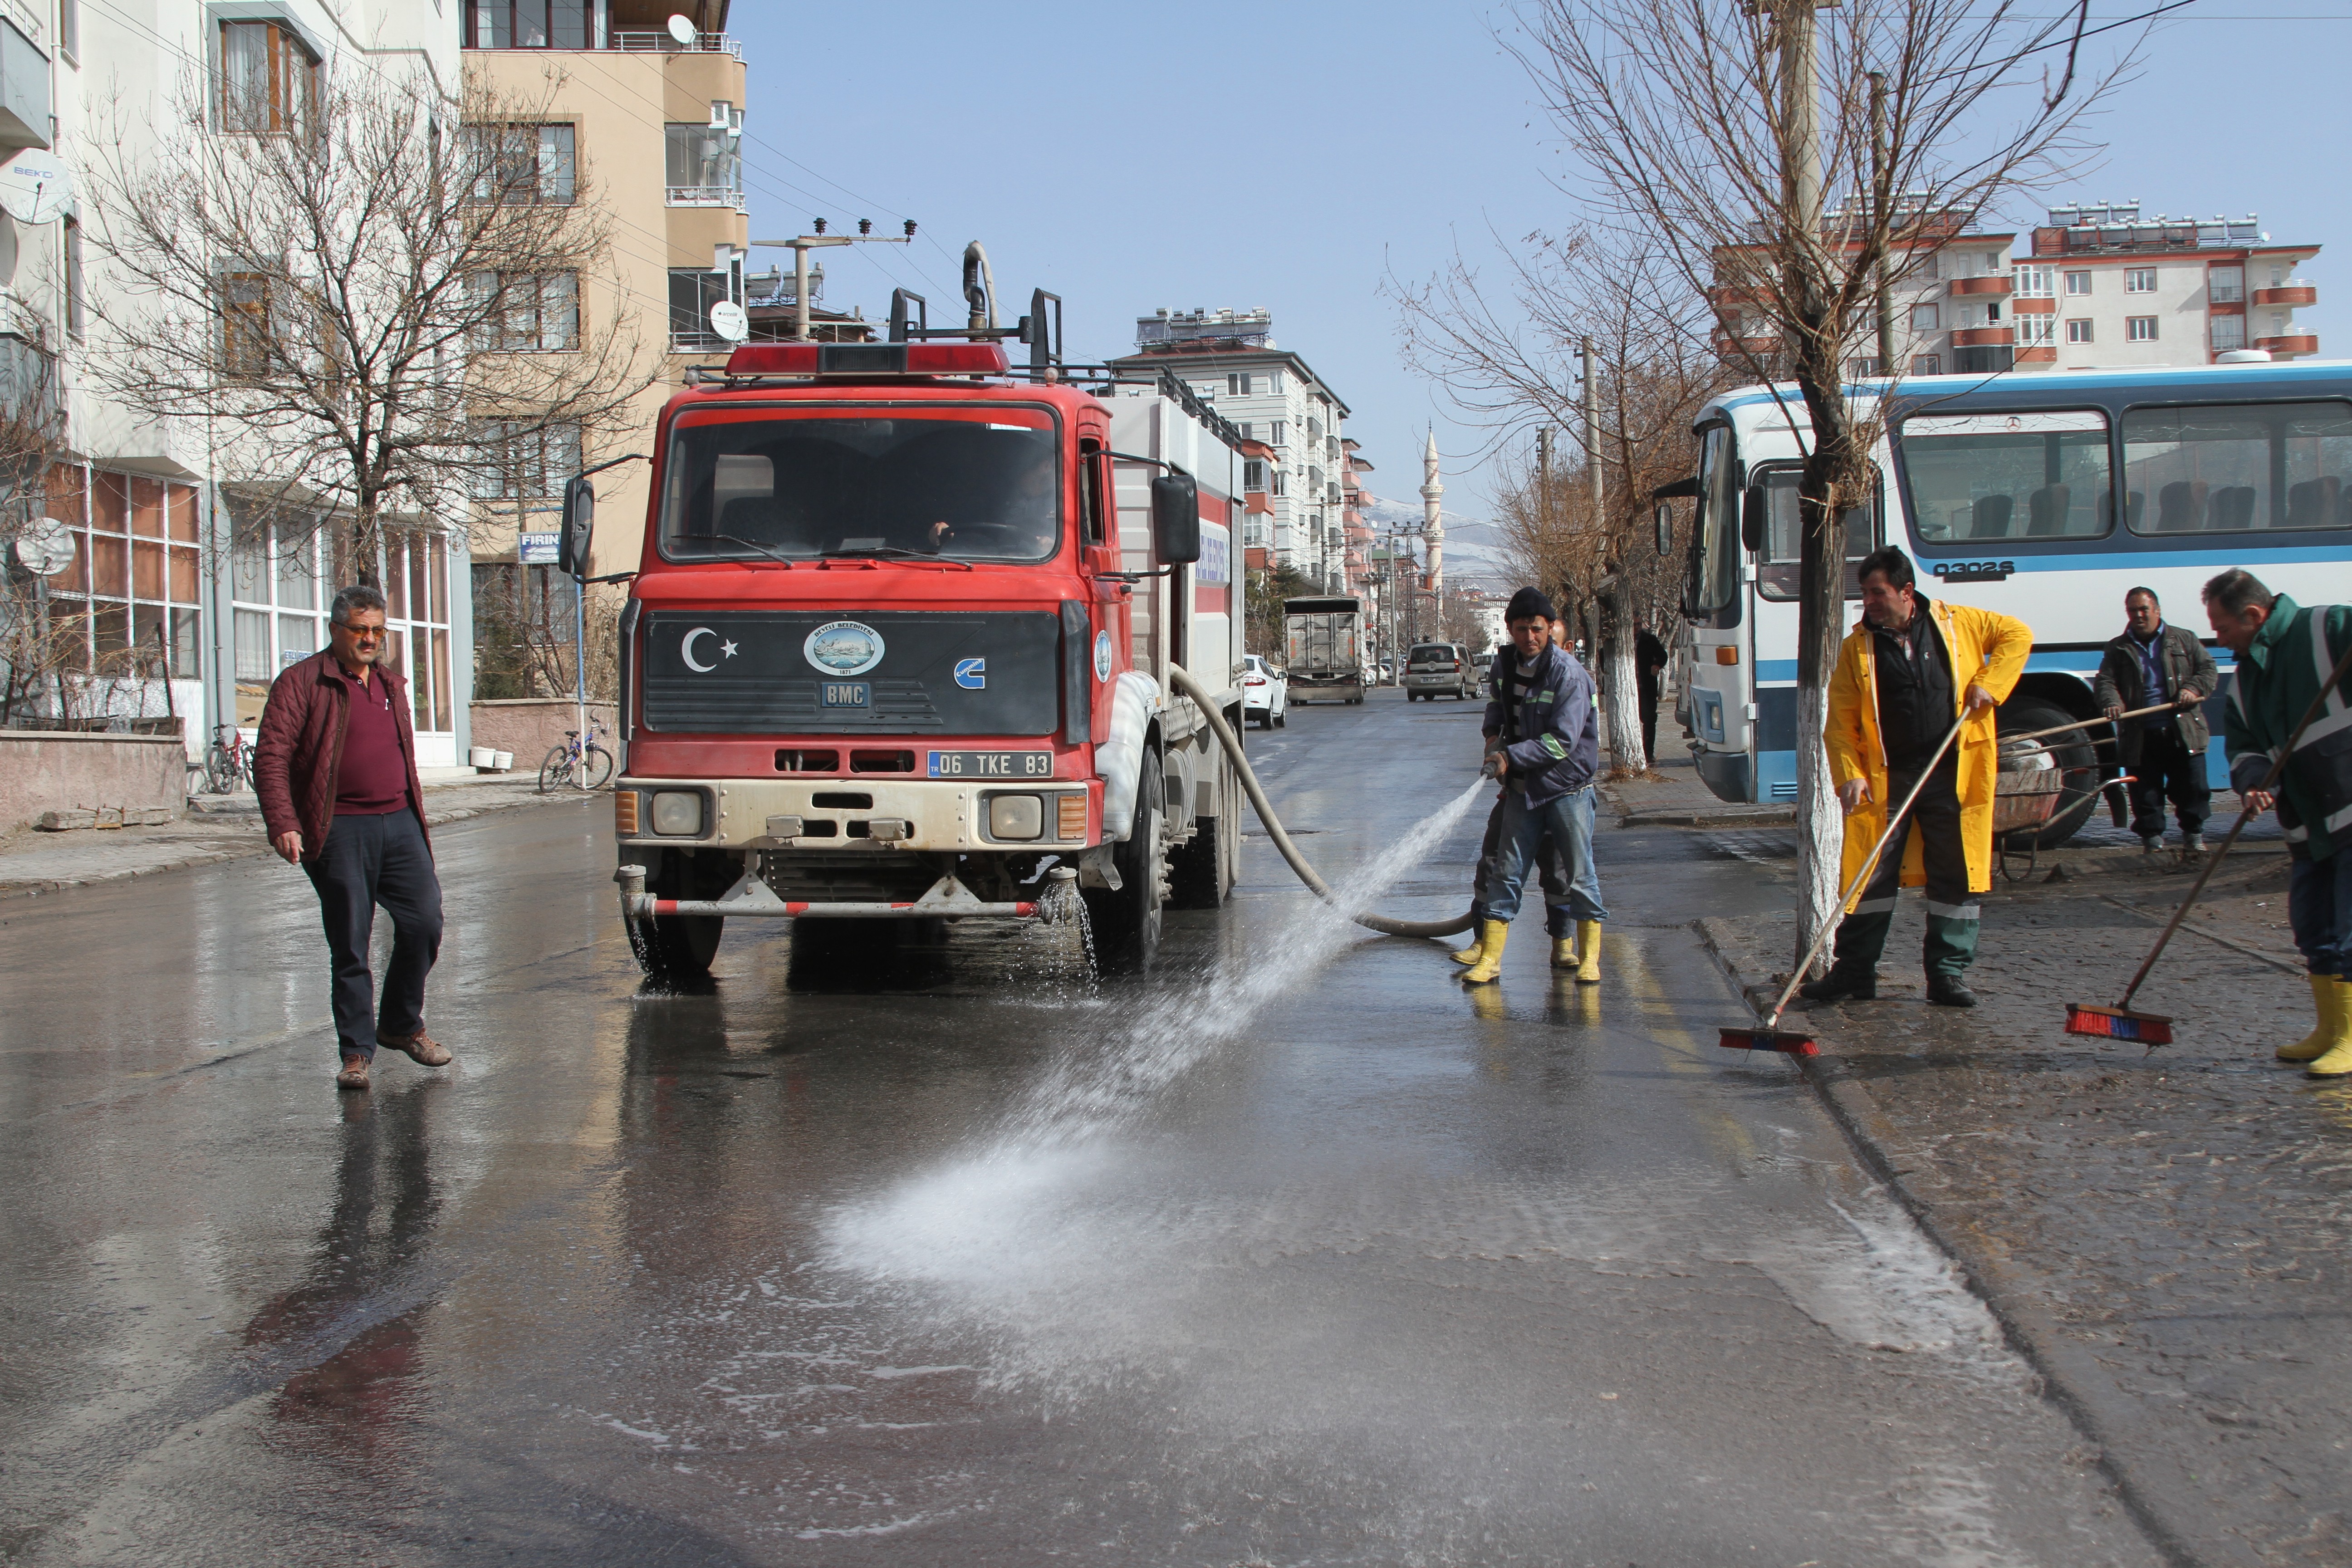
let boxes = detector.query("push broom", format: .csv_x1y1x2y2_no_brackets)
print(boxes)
2066,633,2352,1046
1720,709,1970,1055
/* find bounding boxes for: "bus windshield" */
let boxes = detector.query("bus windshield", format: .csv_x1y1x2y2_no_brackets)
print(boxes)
1899,410,2110,541
1694,424,1741,616
659,413,1060,564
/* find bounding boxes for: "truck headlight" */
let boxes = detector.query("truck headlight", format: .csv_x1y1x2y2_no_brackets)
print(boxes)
650,790,704,836
987,795,1043,840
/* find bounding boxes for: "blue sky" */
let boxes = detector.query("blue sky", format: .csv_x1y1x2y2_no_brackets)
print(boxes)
725,2,2348,551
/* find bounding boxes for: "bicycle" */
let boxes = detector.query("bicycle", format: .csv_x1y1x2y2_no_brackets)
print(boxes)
203,723,256,795
539,717,615,793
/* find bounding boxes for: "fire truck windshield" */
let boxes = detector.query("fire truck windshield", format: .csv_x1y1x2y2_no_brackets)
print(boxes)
658,414,1061,564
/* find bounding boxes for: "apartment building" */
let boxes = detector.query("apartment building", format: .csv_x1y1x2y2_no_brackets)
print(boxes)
1109,309,1355,592
2017,203,2318,369
462,0,749,596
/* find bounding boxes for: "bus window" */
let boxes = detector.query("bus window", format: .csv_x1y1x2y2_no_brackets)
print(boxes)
1898,410,2110,541
2122,401,2352,533
1694,424,1742,620
1754,467,1879,600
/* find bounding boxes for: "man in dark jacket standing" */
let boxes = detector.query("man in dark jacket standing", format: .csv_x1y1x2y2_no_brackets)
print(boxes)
2095,587,2219,853
1460,588,1607,985
254,584,451,1091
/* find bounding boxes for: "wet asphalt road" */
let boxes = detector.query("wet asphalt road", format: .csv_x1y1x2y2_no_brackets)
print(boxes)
1,691,2166,1567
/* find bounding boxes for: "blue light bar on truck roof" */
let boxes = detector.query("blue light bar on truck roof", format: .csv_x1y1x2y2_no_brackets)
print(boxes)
720,343,1011,378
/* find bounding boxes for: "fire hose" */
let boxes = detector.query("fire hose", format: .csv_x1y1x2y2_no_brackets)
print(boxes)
1167,664,1475,939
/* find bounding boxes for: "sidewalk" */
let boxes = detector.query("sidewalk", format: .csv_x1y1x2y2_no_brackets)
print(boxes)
1615,756,2347,1564
0,767,591,899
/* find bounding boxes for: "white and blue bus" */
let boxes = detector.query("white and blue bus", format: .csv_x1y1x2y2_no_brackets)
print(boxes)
1681,359,2352,845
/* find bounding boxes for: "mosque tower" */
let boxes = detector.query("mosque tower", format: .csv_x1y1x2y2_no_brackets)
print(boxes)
1420,428,1444,593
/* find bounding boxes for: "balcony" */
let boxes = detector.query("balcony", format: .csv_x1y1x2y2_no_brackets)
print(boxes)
1949,275,2011,297
2257,334,2319,358
2253,284,2317,308
666,185,747,211
0,12,47,155
611,30,742,56
1950,326,2015,348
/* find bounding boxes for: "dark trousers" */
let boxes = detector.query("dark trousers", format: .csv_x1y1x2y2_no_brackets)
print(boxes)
1832,762,1981,978
2289,850,2352,981
1470,790,1571,936
1640,684,1661,767
2128,726,2210,840
304,808,443,1061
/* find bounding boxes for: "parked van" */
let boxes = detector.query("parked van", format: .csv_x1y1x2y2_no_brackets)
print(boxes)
1404,642,1475,701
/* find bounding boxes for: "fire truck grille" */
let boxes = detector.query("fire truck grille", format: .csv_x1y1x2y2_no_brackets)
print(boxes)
648,678,945,733
760,851,941,904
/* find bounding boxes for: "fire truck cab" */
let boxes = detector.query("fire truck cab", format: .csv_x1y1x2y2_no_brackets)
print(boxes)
598,330,1248,981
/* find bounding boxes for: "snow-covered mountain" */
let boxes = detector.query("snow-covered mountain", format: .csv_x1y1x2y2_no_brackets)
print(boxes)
1359,497,1516,590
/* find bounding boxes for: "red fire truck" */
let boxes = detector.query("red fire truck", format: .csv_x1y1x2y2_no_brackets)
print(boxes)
582,317,1248,981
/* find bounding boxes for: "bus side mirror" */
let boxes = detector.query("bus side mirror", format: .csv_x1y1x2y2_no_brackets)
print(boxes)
559,476,595,578
1151,474,1200,566
1654,502,1673,557
1740,485,1765,554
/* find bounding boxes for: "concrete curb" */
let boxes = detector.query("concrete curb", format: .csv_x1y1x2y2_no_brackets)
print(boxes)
1693,915,2205,1568
0,791,589,902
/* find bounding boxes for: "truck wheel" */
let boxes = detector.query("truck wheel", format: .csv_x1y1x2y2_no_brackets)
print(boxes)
1083,750,1164,972
627,848,729,985
1169,742,1237,909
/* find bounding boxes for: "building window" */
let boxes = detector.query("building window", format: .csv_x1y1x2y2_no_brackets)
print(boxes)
1265,369,1284,395
465,0,592,49
1228,372,1255,396
2067,319,2094,344
471,420,583,500
2212,316,2246,352
219,271,276,375
1271,470,1285,498
2013,266,2054,299
1847,356,1882,378
2209,266,2244,304
219,20,317,134
2125,268,2157,294
1242,459,1266,492
467,271,579,352
59,0,77,60
62,216,82,338
665,117,743,208
2065,270,2092,296
468,124,577,206
2018,316,2056,347
1269,420,1286,446
41,466,206,691
1911,354,1941,376
668,268,739,351
2126,316,2159,342
1910,303,1940,333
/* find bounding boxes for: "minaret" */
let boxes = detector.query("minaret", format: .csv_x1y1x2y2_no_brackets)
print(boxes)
1420,427,1444,593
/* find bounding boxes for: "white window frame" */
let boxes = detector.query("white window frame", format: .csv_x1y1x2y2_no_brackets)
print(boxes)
2126,315,2159,342
2066,318,2094,344
2065,270,2092,296
2124,268,2158,294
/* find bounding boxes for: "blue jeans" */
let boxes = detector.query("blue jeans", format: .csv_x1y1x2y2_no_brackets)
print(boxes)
1486,786,1607,925
2288,849,2352,980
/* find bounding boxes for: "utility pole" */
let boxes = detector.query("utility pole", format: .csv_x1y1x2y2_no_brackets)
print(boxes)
1870,69,1895,375
750,219,915,341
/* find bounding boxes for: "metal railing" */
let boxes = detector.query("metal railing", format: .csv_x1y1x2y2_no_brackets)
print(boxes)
610,30,742,56
666,185,747,211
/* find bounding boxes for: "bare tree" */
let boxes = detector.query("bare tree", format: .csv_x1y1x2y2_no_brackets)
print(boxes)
79,59,656,585
0,323,78,726
1516,0,2126,965
1396,225,1731,775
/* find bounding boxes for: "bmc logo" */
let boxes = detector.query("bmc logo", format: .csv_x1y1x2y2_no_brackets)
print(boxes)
1934,560,2014,583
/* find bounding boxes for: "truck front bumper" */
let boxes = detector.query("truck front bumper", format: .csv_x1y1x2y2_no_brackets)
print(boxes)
614,774,1098,852
615,862,1062,921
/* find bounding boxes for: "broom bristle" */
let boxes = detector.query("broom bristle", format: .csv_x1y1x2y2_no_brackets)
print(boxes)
2065,1003,2173,1045
1719,1026,1820,1056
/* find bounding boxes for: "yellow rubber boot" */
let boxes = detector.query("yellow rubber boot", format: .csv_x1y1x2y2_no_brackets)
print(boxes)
2304,980,2352,1078
1573,919,1603,984
1461,920,1509,984
2277,975,2341,1062
1451,922,1490,966
1552,936,1579,970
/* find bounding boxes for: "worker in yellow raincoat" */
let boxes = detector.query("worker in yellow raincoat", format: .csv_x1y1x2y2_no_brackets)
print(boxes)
1804,547,2032,1009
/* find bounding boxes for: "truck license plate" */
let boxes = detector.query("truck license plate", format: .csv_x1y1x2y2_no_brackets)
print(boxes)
928,750,1053,779
821,681,871,709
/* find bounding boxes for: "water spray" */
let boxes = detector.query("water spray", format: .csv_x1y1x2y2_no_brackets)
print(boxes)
1166,665,1475,940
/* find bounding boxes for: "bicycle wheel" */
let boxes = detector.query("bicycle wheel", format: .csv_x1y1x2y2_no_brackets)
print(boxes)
204,743,236,795
582,744,615,789
539,746,573,793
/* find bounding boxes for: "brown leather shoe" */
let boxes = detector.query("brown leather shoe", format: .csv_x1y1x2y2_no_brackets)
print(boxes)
336,1054,371,1090
376,1028,452,1068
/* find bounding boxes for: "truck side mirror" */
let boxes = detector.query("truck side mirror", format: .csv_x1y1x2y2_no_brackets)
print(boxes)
1740,485,1765,554
1151,473,1200,566
1654,502,1673,557
559,476,595,578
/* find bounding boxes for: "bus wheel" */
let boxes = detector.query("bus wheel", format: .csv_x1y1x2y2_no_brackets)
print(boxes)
1999,694,2100,849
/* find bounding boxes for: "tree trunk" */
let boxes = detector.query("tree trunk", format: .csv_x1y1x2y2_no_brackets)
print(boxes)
1596,572,1649,774
1792,369,1858,980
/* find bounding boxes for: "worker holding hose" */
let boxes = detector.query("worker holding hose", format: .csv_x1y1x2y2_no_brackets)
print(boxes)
1454,617,1578,974
1804,548,2031,1009
1460,588,1606,985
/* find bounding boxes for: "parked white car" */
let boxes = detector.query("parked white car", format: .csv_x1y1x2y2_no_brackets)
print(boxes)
1242,654,1288,729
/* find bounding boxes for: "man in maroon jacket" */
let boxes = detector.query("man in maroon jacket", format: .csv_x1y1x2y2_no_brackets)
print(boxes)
254,584,451,1091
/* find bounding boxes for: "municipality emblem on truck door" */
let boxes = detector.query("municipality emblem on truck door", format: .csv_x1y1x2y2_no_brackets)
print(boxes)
804,620,885,676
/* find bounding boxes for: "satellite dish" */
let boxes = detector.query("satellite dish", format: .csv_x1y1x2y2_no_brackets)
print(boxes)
13,516,73,576
0,151,72,225
665,13,696,44
708,300,748,343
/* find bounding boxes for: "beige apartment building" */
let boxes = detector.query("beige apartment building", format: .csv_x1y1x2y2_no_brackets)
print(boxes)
461,0,749,598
